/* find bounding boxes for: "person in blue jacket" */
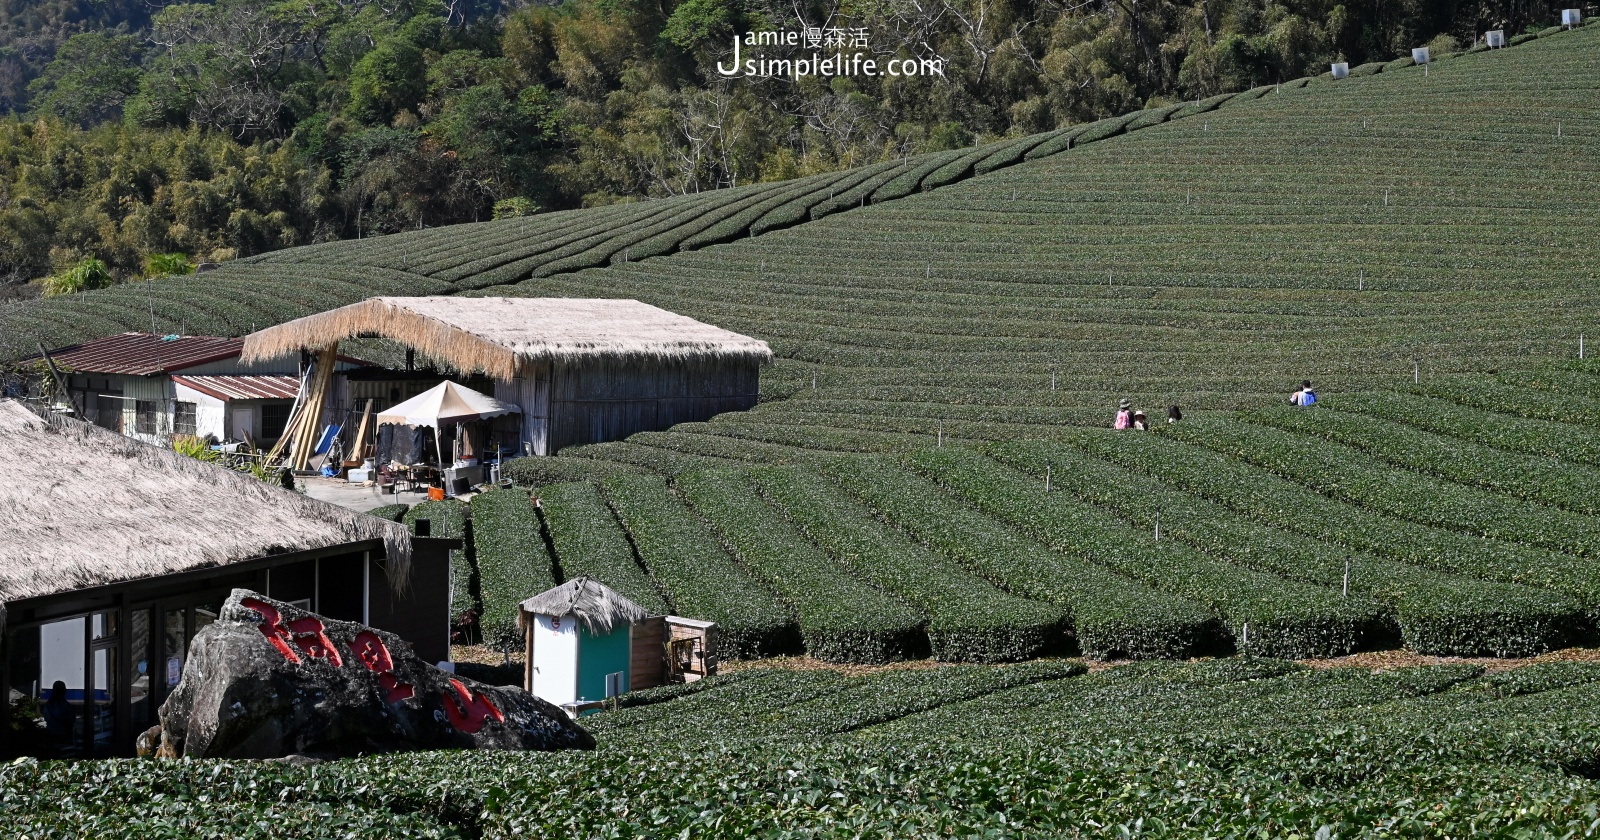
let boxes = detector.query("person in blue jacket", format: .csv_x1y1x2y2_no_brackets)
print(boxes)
1290,380,1317,406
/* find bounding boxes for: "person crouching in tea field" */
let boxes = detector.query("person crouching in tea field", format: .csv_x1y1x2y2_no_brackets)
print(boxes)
1131,411,1149,430
1114,399,1133,429
1167,405,1182,424
1290,381,1318,406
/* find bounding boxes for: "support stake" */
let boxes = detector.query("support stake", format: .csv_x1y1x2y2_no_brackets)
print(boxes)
1045,465,1052,492
1342,556,1351,598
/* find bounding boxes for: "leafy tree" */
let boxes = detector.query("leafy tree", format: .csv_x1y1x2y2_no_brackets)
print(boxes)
28,33,143,126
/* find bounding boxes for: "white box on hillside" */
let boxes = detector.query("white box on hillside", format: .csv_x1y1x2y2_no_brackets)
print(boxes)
1331,62,1349,79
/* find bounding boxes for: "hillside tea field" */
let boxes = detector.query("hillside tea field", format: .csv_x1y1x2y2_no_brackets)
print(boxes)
11,658,1600,836
6,22,1600,446
397,368,1600,665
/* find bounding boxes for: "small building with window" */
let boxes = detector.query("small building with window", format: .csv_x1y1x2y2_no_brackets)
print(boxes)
35,333,361,447
0,400,454,758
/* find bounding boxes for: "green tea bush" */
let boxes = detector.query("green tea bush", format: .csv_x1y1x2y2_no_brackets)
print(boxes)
365,503,409,523
752,465,1067,662
537,481,670,616
908,447,1386,658
678,468,928,664
822,456,1228,659
469,487,558,647
601,474,797,658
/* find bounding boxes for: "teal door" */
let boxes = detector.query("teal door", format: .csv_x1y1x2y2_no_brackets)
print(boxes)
576,624,630,701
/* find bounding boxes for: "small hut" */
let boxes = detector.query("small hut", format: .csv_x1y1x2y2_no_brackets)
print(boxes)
239,297,772,457
519,577,647,708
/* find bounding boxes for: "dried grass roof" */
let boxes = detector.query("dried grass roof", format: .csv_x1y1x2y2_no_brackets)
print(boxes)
240,297,773,380
0,400,412,630
519,575,649,635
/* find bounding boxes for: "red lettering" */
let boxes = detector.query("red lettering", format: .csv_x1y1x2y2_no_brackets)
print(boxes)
379,673,416,703
240,597,300,664
352,631,413,703
351,631,394,672
442,679,504,733
287,617,342,667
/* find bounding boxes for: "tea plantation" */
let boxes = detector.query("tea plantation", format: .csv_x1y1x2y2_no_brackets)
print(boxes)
12,658,1600,836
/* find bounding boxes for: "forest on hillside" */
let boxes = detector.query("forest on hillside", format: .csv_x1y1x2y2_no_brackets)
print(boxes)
0,0,1572,298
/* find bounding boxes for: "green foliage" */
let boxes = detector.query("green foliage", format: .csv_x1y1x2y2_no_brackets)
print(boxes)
41,257,111,297
26,33,142,125
364,503,410,523
536,481,670,616
677,468,927,664
491,197,541,219
600,473,796,658
469,487,558,646
143,253,193,278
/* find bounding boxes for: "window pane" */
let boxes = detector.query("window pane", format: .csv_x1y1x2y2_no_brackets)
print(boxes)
28,617,87,757
91,611,117,641
174,402,197,437
260,403,291,440
130,610,152,729
135,400,159,435
90,646,116,757
163,610,186,692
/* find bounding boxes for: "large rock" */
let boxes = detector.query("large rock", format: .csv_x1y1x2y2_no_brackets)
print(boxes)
153,589,594,758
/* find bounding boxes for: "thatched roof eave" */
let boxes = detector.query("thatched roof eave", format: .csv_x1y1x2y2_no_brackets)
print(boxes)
0,401,413,633
519,576,648,636
241,297,773,381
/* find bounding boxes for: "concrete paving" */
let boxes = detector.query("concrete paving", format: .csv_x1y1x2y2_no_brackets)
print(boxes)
297,476,429,513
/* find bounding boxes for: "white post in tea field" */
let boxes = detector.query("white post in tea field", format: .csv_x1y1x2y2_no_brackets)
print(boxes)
1581,333,1586,360
1045,465,1052,492
1414,359,1420,384
1342,556,1351,598
937,419,943,448
1154,508,1161,542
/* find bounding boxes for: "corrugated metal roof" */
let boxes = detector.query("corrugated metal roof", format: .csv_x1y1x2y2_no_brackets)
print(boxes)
171,374,300,402
46,333,244,376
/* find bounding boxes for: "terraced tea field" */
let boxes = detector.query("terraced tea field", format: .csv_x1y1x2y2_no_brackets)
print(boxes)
375,368,1579,666
12,15,1600,671
14,657,1600,835
6,22,1600,444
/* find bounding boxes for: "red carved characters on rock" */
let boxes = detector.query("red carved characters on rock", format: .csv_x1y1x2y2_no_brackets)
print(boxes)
443,678,505,734
352,630,416,703
241,597,301,664
287,616,343,667
240,598,507,733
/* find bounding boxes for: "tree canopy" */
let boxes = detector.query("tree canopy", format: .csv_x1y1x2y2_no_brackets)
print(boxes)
0,0,1569,299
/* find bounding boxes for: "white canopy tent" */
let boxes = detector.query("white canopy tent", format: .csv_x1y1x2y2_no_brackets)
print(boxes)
377,381,520,468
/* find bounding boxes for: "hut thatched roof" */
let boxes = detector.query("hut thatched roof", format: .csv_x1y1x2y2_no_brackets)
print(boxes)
240,297,773,380
519,576,648,635
0,400,412,630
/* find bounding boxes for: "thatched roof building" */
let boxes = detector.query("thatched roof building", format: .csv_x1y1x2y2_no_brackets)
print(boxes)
240,297,772,380
1,399,458,758
520,576,648,636
240,298,771,456
0,399,410,631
